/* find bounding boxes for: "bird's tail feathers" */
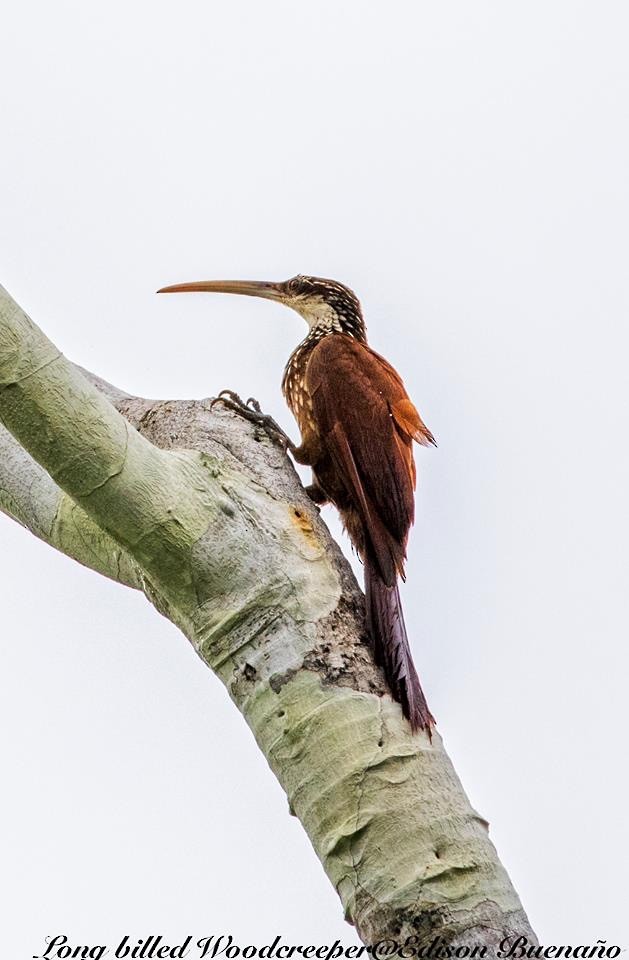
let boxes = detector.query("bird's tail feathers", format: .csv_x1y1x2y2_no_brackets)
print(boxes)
364,557,435,735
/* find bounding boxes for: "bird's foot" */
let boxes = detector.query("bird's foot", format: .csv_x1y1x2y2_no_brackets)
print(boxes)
304,483,329,506
210,390,295,451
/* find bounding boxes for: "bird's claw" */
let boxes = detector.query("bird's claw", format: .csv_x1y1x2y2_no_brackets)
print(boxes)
210,389,252,411
209,389,294,451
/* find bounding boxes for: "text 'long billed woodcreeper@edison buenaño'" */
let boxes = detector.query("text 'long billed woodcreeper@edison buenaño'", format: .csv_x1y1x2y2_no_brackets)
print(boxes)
157,275,436,734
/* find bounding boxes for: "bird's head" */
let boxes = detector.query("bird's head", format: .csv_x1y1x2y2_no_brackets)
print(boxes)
157,274,366,341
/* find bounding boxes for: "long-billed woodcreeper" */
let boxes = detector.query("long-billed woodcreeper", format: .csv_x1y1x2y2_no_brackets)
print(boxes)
157,275,436,733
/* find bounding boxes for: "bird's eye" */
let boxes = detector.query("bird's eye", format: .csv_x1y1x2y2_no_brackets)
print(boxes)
287,275,311,296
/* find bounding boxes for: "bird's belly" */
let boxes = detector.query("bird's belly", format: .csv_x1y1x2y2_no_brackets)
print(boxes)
285,383,318,444
286,385,350,503
311,454,366,555
312,457,350,508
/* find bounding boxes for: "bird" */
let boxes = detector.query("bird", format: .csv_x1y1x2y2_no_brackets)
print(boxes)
157,275,436,733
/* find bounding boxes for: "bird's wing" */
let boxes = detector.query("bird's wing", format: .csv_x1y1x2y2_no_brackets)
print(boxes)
305,334,434,584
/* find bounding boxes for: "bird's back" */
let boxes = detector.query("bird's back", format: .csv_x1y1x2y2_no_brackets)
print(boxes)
302,333,433,583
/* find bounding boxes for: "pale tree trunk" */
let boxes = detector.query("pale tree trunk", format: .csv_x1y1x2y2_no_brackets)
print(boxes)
0,284,537,951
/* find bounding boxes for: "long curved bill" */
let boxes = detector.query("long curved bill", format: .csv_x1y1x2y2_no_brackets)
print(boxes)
156,280,285,301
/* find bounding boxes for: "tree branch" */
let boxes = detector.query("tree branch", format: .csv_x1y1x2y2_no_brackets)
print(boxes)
0,283,537,949
0,415,144,587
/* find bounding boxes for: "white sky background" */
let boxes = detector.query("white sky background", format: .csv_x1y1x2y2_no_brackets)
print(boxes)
1,0,628,951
